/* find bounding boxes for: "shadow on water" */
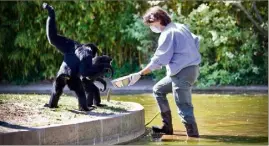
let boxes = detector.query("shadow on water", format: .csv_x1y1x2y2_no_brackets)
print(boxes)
123,127,268,145
155,134,268,144
199,135,268,144
0,121,37,131
118,127,153,145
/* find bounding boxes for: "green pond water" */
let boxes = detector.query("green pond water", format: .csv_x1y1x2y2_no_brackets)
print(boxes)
107,93,268,145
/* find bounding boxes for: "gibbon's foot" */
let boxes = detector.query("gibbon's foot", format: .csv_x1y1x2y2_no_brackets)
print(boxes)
79,106,93,111
44,103,59,108
88,105,97,110
95,103,107,107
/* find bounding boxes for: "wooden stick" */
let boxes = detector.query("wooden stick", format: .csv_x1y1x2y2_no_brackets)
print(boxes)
106,88,112,102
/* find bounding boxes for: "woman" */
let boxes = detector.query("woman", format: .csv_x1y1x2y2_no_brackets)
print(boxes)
128,6,201,137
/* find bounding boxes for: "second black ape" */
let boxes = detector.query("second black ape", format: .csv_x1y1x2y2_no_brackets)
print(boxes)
83,55,113,107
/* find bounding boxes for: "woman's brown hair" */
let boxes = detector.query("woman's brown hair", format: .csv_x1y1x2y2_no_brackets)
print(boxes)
143,6,171,26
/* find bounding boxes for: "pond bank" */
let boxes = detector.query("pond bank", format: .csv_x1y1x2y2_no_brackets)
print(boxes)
0,94,145,145
0,79,267,95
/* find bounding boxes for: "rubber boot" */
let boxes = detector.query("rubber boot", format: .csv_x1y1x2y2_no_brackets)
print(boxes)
184,122,199,137
152,111,173,135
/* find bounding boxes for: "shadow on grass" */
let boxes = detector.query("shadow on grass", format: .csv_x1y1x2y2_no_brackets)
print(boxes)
0,121,36,131
67,109,89,115
68,109,117,117
99,104,129,112
68,104,129,117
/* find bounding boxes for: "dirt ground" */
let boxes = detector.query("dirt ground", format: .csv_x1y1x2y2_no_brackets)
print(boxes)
0,94,134,133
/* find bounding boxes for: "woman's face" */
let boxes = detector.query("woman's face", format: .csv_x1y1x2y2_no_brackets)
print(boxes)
149,21,164,33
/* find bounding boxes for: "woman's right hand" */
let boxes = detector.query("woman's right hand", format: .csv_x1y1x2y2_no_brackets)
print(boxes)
128,72,142,86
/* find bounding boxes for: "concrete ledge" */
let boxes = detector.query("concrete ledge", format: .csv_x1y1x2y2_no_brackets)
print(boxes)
0,102,145,145
0,81,267,95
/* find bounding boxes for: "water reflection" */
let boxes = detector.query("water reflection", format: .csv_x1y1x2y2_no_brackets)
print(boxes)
107,94,268,145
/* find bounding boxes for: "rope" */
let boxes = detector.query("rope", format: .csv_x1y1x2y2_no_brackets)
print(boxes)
106,88,159,127
145,112,160,126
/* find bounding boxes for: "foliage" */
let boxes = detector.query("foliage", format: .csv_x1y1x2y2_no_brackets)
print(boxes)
0,0,147,83
0,1,267,86
179,2,267,86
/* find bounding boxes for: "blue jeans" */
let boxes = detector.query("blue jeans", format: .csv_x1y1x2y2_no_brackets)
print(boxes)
153,65,199,125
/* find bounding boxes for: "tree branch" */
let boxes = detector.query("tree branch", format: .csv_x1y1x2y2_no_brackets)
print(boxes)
252,1,264,24
233,2,268,37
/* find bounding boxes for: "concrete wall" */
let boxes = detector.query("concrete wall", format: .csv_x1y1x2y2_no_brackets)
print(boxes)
0,103,145,145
